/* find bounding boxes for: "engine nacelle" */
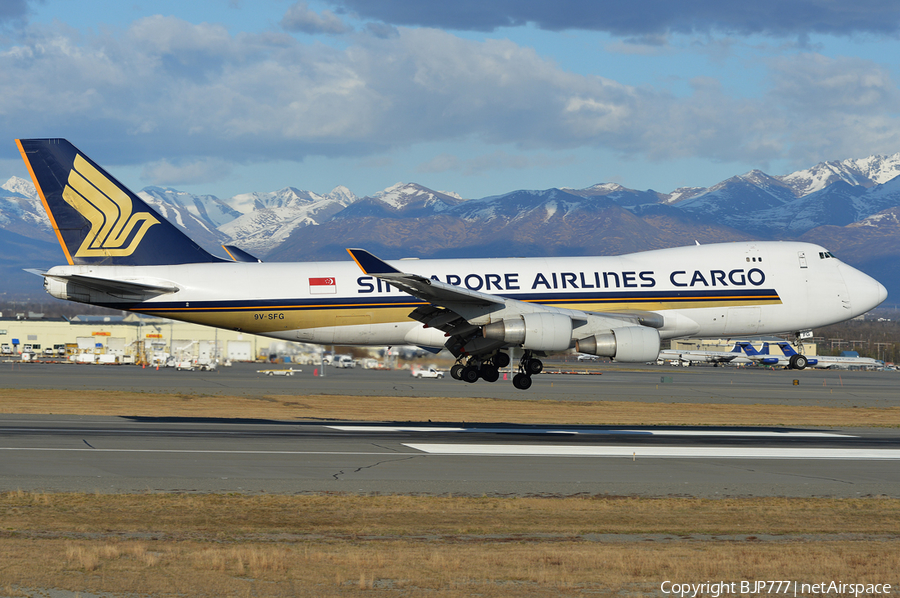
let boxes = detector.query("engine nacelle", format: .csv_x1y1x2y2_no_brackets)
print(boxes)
44,277,90,303
483,312,573,352
575,326,660,362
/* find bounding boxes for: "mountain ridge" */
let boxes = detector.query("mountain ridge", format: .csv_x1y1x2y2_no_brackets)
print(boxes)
3,152,900,303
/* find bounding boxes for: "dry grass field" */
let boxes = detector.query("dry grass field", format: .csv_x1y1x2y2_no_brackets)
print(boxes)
2,492,899,597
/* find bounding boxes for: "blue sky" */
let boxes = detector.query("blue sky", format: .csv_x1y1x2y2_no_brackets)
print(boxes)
2,0,900,200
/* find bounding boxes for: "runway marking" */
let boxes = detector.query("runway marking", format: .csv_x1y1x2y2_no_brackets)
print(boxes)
403,444,900,459
327,426,854,438
0,448,403,456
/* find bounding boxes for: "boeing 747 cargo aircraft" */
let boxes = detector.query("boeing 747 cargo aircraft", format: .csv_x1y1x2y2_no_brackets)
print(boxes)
16,139,888,389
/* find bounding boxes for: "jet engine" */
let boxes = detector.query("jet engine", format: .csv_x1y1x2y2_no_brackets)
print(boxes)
482,312,573,352
44,277,90,303
575,326,660,362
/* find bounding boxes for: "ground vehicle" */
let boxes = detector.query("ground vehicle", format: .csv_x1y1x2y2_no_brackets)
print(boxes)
1,344,11,355
257,368,298,376
334,355,356,368
411,367,445,379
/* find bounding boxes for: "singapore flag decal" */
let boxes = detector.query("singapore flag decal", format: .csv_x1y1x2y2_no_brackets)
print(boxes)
309,276,337,294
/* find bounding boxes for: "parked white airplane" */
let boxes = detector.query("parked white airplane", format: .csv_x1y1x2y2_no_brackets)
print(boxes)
773,342,883,370
657,343,751,366
16,138,888,389
809,354,883,369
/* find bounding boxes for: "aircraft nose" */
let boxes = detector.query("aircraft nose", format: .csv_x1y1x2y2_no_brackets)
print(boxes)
876,279,888,306
841,264,888,314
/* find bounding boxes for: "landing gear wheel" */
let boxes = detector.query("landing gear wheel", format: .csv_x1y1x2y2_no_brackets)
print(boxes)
512,373,532,390
450,364,464,380
480,364,500,383
789,354,808,370
493,352,511,368
461,365,480,383
525,358,543,375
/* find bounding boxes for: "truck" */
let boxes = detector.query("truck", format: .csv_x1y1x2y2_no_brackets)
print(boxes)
333,355,356,368
410,367,445,379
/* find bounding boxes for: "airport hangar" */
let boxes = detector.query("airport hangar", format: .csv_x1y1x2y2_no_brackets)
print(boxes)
0,313,281,363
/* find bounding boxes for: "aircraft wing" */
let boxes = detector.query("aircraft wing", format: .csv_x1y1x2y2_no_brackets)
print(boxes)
347,248,503,308
347,248,655,323
347,248,662,361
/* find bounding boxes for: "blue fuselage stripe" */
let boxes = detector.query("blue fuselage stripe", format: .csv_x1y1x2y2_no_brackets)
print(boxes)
106,288,781,313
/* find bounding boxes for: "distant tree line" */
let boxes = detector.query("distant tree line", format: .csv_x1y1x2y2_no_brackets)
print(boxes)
812,309,900,363
0,300,122,319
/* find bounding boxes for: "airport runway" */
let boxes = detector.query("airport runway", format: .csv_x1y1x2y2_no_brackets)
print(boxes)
1,414,899,497
1,362,898,497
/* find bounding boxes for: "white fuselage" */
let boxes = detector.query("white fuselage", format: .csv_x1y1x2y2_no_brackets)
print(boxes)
43,241,887,348
811,356,883,369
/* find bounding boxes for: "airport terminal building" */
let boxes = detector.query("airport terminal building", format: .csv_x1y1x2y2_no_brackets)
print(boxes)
0,313,277,364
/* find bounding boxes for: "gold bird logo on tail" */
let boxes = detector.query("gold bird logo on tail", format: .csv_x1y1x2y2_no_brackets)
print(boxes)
62,154,159,257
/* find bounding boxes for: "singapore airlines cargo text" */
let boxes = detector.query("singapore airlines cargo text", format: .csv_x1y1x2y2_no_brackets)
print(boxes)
357,268,768,293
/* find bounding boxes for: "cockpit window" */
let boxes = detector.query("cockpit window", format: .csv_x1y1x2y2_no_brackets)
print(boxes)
819,251,836,259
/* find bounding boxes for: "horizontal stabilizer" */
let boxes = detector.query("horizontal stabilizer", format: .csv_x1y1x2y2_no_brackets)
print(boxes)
44,273,179,296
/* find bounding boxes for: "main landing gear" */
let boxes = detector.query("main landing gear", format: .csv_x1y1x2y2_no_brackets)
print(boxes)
789,354,808,370
450,350,543,390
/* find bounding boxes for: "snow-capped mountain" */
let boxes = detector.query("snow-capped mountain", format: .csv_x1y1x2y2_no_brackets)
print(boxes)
333,183,463,221
0,176,52,239
219,186,359,254
780,153,900,197
675,170,797,226
139,187,242,229
1,176,38,200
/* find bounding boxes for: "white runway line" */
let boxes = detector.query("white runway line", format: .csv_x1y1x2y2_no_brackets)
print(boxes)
328,426,854,438
0,448,402,455
402,444,900,459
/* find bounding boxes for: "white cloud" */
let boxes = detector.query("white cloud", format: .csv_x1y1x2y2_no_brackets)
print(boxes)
766,53,900,163
281,1,351,35
419,151,578,176
141,157,233,186
2,17,899,180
